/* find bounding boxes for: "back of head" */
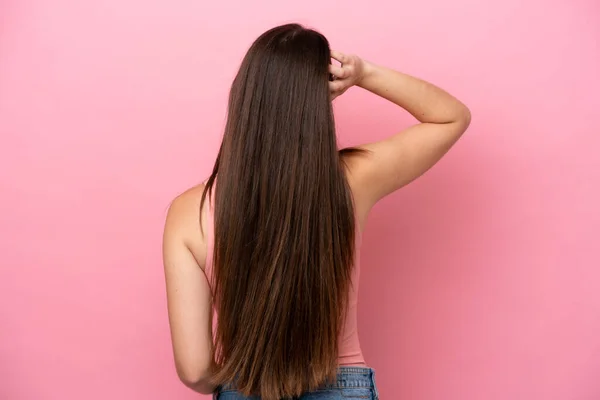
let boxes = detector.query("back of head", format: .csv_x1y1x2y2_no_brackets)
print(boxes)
201,23,357,400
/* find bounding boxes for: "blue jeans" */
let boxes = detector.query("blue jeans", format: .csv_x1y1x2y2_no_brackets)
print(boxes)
214,367,379,399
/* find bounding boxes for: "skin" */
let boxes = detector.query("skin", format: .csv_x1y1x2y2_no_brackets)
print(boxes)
163,51,471,394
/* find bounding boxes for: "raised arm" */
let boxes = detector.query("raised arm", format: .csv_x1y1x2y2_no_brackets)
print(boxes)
330,51,471,211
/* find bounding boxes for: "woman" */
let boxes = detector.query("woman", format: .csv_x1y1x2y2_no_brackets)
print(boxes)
163,23,470,400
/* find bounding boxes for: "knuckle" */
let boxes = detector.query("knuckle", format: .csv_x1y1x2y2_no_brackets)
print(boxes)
332,81,344,91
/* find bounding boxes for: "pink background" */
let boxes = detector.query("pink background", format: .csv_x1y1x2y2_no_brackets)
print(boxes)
1,0,599,399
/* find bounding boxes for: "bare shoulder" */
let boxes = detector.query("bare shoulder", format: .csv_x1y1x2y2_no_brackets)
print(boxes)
164,184,208,269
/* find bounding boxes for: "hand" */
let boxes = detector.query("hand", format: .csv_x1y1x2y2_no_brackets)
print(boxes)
329,51,368,100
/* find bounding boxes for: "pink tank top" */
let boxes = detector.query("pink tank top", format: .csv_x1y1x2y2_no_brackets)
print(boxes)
203,196,365,366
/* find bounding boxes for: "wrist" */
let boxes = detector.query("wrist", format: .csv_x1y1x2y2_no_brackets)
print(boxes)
357,60,376,87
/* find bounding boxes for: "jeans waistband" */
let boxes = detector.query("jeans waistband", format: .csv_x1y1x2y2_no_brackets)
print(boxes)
323,367,377,390
217,367,378,398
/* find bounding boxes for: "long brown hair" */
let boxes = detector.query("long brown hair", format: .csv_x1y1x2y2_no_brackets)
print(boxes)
200,23,359,400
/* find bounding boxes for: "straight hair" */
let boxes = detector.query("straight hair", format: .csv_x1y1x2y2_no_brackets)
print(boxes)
200,23,360,400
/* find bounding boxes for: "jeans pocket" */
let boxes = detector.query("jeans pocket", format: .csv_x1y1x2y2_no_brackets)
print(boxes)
301,389,342,399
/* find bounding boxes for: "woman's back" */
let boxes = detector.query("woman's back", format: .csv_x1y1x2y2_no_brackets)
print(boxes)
166,158,369,397
201,184,366,366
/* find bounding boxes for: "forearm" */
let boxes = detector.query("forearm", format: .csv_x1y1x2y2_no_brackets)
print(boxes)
358,62,470,124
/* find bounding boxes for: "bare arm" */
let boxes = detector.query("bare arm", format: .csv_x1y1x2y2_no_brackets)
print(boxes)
330,52,471,210
163,187,215,394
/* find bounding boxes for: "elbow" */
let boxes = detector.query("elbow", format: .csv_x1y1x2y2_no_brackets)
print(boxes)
459,105,471,130
449,105,471,137
177,368,207,385
176,364,214,394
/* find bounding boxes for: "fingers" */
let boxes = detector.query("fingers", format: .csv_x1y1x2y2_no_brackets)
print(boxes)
328,79,345,93
330,50,347,64
328,63,347,79
329,51,351,100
